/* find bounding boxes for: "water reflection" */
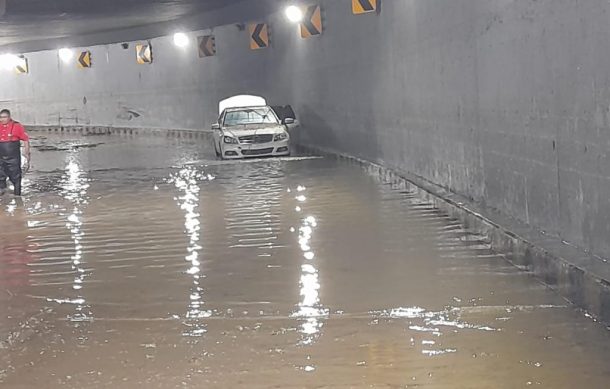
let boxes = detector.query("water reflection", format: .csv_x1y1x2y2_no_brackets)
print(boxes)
224,165,284,256
3,134,610,387
291,186,329,346
59,154,92,326
0,198,40,289
372,304,498,356
170,167,211,337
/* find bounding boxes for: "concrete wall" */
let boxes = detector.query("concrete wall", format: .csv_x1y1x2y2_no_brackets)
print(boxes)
0,22,272,130
2,0,610,260
264,0,610,260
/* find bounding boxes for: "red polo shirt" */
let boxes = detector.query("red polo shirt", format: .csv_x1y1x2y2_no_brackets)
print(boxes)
0,121,29,143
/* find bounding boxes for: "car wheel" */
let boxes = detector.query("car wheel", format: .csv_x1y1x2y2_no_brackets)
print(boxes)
214,142,221,158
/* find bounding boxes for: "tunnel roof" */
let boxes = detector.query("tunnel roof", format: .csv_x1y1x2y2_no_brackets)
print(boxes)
0,0,275,53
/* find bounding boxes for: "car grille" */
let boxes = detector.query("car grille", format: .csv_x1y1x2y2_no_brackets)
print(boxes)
242,148,274,156
239,134,274,144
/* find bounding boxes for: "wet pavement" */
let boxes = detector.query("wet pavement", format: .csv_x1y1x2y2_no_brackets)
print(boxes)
1,133,610,388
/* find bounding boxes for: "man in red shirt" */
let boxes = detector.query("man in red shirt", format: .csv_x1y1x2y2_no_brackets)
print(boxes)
0,109,30,196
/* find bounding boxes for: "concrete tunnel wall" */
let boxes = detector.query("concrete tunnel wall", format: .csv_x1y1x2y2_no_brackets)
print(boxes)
2,0,610,261
0,21,273,130
265,0,610,261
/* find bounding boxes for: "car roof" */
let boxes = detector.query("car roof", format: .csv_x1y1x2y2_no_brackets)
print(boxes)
219,95,267,113
224,105,271,111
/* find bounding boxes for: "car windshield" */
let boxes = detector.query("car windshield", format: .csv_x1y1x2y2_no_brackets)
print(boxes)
223,107,278,126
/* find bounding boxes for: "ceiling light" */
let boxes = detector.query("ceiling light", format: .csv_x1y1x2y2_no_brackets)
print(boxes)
285,5,304,23
173,32,189,48
0,54,19,71
58,48,74,63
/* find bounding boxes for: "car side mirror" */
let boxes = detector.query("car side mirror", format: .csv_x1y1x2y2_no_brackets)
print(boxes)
283,118,295,125
211,123,220,130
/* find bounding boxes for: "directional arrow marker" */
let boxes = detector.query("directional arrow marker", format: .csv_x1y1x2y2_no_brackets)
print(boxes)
78,51,92,68
136,43,152,64
249,23,269,50
300,5,322,38
198,35,216,57
353,0,377,14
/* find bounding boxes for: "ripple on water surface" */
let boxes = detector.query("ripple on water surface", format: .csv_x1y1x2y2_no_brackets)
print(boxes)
0,134,609,388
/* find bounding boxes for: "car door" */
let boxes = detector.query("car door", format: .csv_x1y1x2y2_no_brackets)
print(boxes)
272,105,300,147
212,112,225,153
272,105,299,131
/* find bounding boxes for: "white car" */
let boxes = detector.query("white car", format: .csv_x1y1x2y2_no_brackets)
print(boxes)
212,105,294,159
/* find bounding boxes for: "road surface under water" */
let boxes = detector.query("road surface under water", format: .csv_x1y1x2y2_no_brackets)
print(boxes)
0,133,609,388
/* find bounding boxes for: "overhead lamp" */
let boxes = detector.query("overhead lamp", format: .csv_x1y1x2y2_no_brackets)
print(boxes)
58,48,74,63
285,5,304,23
173,32,189,48
0,54,19,71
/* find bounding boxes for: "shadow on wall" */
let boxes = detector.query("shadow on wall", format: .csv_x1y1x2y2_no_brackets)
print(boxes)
299,104,380,163
116,105,142,121
299,104,339,150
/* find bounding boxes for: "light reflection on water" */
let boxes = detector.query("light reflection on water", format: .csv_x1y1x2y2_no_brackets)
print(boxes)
5,198,17,215
372,305,498,356
170,167,212,337
59,154,92,326
0,197,40,290
291,185,329,348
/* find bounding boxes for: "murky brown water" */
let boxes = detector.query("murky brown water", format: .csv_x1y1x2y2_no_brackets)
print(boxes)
0,133,609,388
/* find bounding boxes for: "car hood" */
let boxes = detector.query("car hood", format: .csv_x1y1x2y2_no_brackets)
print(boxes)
222,124,285,137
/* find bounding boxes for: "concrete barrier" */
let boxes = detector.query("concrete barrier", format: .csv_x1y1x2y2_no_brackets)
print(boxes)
25,125,213,140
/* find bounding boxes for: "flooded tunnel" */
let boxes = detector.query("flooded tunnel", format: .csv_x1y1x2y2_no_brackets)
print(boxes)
1,1,610,388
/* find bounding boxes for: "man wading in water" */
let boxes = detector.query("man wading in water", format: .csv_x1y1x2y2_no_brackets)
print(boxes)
0,109,30,196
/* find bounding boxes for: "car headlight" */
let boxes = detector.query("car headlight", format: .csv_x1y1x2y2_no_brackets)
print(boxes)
274,132,288,142
223,136,238,144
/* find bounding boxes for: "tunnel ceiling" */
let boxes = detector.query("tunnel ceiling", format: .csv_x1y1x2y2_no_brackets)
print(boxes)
0,0,273,53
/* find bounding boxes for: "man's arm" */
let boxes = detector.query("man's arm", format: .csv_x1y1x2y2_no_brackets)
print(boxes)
23,140,30,159
22,140,30,172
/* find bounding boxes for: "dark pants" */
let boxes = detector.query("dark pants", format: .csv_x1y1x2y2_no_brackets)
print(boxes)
0,141,22,196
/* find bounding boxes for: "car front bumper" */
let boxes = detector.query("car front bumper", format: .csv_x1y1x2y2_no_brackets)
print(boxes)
222,140,290,159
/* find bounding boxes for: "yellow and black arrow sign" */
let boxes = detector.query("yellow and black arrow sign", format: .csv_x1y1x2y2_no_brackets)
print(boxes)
136,43,153,64
352,0,377,14
198,35,216,57
15,56,28,74
77,51,92,68
249,23,269,50
300,5,322,38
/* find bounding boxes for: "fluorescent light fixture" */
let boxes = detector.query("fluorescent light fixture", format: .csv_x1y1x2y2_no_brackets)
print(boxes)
173,32,189,48
58,48,74,63
285,5,303,23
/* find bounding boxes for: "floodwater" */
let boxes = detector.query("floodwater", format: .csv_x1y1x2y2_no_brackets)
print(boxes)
0,133,609,388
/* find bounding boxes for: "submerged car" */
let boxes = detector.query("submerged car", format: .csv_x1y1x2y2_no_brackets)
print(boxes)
212,105,294,159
